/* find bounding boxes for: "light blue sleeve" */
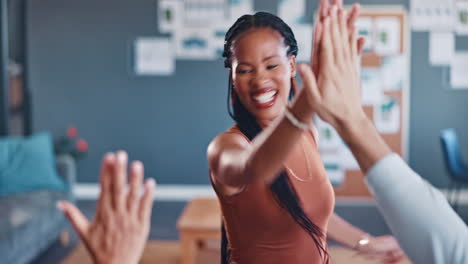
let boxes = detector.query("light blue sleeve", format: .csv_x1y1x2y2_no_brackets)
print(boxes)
365,154,468,264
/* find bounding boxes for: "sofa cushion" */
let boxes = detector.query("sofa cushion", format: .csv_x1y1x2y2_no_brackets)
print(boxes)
0,191,68,264
0,133,66,196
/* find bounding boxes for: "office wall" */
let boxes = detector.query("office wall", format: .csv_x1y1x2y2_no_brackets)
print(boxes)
27,0,468,187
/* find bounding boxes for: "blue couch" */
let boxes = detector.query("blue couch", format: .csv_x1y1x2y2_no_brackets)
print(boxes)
0,154,76,264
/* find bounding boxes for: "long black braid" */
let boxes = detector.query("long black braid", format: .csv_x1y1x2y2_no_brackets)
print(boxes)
220,12,329,264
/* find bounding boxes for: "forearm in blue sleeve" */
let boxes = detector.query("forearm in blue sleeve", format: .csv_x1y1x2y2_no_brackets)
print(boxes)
366,154,468,264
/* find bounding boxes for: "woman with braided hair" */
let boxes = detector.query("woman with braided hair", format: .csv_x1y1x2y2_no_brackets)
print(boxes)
207,1,405,263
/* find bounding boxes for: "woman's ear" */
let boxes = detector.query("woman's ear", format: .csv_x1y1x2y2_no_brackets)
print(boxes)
289,55,297,76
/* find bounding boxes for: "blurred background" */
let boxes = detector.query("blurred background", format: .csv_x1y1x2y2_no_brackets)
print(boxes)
1,0,467,263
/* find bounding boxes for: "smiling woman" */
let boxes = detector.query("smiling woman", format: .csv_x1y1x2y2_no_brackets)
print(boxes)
206,1,405,264
207,11,332,264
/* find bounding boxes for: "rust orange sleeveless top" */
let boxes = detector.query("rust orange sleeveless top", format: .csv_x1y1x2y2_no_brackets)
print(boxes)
210,125,335,264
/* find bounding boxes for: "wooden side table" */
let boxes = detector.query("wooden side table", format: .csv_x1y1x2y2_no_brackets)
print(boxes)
177,198,222,264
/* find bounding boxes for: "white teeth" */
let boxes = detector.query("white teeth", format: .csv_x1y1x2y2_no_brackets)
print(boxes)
254,91,277,104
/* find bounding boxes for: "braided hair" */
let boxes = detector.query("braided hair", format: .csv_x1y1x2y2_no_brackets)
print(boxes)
220,11,329,264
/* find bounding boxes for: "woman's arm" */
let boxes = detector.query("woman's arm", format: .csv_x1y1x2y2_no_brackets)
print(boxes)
207,79,317,191
328,213,405,263
327,213,368,248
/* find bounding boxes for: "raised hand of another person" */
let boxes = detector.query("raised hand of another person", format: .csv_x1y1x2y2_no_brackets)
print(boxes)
311,0,365,77
298,3,392,172
57,151,156,264
357,235,406,264
301,4,365,130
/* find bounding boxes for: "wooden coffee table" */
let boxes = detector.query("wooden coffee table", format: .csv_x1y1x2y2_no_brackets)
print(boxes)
177,198,222,264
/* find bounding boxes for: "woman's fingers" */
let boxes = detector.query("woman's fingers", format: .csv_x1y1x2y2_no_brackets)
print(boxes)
332,0,342,8
311,20,324,75
138,178,156,223
320,0,330,20
329,6,344,66
338,8,351,60
347,3,360,29
357,37,366,54
320,17,334,74
112,151,128,211
350,23,358,62
57,201,90,241
127,161,144,213
299,63,321,104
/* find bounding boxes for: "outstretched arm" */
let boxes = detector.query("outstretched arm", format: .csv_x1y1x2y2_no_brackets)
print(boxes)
302,4,468,263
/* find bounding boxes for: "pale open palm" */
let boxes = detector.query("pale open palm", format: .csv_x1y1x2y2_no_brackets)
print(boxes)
57,151,156,264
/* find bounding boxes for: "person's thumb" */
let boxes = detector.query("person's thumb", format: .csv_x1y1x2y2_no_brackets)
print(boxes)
57,200,90,240
298,63,321,105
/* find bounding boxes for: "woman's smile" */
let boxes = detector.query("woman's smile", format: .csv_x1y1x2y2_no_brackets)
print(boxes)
251,89,278,109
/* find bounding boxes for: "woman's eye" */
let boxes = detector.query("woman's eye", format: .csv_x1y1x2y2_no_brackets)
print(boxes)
237,69,251,74
267,64,278,70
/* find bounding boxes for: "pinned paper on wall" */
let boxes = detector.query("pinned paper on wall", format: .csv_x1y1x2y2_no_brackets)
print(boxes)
381,55,406,91
212,22,231,58
451,52,468,89
455,0,468,35
411,0,455,31
339,144,360,170
278,0,306,24
158,0,183,33
374,96,400,134
361,68,383,106
229,0,254,24
411,0,430,31
314,117,342,152
183,0,227,26
356,17,374,52
321,154,345,186
374,17,401,55
429,32,455,66
174,27,216,60
134,37,174,75
291,24,313,62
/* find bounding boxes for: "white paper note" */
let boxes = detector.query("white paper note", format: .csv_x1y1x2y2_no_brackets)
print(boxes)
355,17,374,52
314,117,342,152
134,37,174,76
212,22,231,58
374,96,400,134
429,32,455,66
278,0,307,24
291,24,313,62
456,0,468,35
183,0,226,27
174,27,216,60
339,144,360,170
411,0,455,31
229,0,254,25
361,68,383,106
321,154,345,186
451,52,468,89
158,0,183,34
374,17,401,56
381,55,406,91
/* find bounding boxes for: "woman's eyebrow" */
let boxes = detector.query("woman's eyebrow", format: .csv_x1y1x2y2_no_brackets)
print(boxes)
237,55,280,66
263,55,279,62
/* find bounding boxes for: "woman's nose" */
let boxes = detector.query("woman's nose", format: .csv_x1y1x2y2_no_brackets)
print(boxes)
251,70,270,88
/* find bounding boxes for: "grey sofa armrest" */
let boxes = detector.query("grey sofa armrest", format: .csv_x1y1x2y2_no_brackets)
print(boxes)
56,154,76,200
